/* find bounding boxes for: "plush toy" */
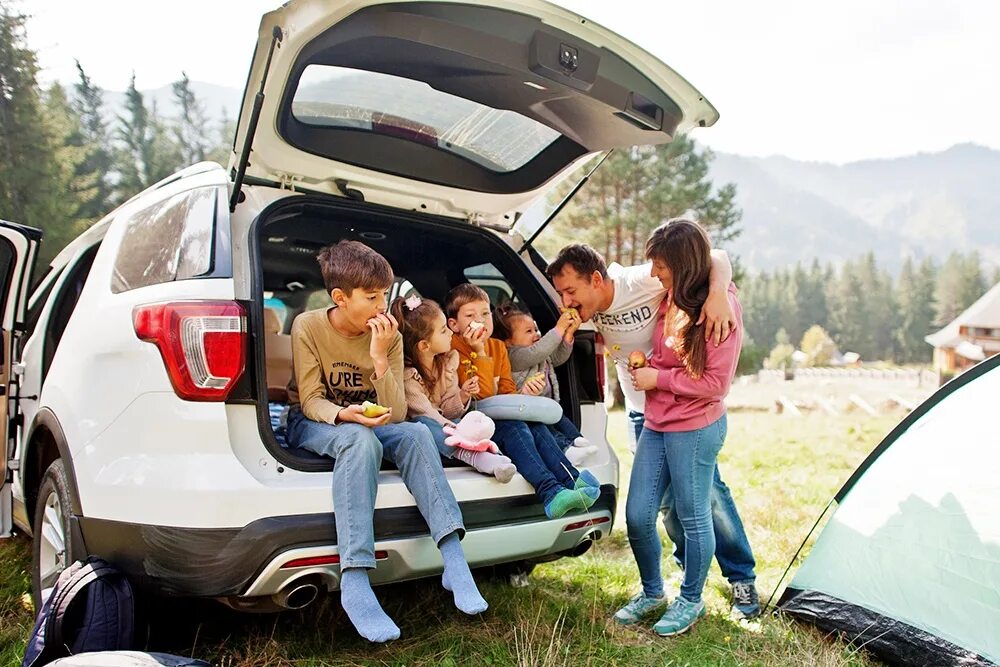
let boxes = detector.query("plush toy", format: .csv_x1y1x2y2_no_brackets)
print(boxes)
443,411,499,452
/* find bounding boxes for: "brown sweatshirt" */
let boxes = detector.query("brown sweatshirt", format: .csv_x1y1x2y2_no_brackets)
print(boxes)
287,308,406,424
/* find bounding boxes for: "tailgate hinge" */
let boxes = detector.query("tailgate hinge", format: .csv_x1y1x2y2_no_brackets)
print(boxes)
276,172,301,192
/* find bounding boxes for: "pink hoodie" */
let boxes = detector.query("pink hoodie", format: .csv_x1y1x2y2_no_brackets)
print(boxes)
643,283,742,433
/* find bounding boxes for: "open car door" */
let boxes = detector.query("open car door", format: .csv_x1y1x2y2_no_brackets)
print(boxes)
0,220,41,538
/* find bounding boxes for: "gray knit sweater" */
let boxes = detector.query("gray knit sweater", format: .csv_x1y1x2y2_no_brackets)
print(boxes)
507,329,573,402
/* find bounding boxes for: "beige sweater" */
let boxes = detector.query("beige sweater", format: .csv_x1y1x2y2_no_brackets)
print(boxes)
287,308,406,424
403,350,471,426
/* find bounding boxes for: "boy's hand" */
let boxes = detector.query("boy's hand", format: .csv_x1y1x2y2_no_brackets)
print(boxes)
462,323,487,354
368,312,398,358
630,367,658,392
337,404,393,427
461,376,480,396
521,375,545,395
697,290,735,346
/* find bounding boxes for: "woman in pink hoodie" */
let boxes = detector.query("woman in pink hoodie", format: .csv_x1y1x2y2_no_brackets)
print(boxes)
614,219,752,637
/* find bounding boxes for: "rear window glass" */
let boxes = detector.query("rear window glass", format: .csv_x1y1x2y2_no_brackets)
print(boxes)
291,65,560,173
111,188,217,293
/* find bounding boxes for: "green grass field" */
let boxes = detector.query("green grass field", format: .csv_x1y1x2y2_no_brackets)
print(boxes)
0,410,900,666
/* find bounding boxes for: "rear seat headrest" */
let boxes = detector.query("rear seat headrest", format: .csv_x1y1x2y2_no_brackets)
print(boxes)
263,307,282,334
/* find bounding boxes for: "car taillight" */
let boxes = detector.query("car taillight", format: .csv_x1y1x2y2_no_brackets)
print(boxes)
595,332,607,402
133,300,246,401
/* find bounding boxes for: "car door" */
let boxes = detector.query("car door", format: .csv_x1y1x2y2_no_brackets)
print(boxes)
0,220,41,538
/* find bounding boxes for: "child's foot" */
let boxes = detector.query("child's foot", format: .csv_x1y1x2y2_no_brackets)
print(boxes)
439,532,489,615
578,485,600,508
453,449,517,483
566,438,598,465
339,568,401,642
573,470,600,489
544,488,588,518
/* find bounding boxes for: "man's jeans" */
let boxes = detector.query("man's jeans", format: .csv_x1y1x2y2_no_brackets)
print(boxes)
492,419,577,504
627,417,726,603
286,408,465,570
627,410,756,584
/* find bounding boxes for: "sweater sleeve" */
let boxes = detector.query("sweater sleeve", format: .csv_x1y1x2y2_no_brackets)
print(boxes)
292,317,344,424
403,369,450,426
507,329,567,371
437,351,471,420
373,334,407,423
494,342,519,395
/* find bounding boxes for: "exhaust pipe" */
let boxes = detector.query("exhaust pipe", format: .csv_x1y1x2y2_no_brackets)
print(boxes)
272,581,319,610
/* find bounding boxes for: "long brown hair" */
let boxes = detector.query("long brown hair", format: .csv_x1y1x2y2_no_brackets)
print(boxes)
390,296,448,392
644,219,712,379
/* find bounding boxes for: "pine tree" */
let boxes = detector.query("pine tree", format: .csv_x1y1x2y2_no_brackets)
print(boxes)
72,60,115,217
114,72,151,199
172,72,209,165
895,257,937,363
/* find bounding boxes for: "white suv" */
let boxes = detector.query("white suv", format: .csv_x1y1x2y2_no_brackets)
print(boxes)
1,0,717,611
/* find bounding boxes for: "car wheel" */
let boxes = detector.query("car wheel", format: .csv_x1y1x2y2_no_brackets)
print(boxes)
31,459,77,608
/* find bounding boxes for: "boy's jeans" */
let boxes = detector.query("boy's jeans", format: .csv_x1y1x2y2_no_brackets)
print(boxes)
548,414,583,450
627,410,756,584
286,408,465,570
626,416,726,603
492,420,577,504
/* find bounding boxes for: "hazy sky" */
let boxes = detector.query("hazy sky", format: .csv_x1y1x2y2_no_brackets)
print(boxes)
23,0,1000,163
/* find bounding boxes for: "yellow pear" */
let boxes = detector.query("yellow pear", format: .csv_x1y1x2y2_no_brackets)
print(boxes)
360,401,389,418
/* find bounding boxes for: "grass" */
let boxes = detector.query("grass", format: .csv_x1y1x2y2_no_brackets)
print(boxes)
0,409,900,666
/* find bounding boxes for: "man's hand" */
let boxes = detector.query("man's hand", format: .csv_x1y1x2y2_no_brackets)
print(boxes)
460,376,480,396
462,323,488,355
697,290,735,346
337,404,393,427
368,312,398,358
521,375,545,395
630,367,658,392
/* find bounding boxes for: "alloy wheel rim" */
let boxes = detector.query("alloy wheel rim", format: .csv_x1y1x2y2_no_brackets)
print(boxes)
39,490,66,592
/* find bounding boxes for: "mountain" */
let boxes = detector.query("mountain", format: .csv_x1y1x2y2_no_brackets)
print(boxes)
710,143,1000,273
100,81,243,125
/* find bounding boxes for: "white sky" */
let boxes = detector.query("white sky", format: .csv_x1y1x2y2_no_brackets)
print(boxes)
23,0,1000,164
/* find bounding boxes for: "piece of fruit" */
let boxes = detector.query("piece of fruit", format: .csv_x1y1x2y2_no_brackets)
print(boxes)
360,401,389,418
628,351,647,369
561,307,579,318
529,372,545,383
468,321,485,331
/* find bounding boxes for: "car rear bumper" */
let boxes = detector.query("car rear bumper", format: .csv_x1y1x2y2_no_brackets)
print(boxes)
77,486,616,598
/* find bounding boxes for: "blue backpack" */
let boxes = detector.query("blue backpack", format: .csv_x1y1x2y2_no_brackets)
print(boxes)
23,557,135,667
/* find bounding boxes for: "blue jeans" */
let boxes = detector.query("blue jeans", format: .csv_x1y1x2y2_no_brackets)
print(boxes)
627,410,756,584
493,420,578,504
548,414,583,450
414,416,457,459
627,417,727,603
286,408,465,570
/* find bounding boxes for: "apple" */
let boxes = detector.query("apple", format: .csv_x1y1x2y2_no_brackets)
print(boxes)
628,351,647,369
360,401,390,418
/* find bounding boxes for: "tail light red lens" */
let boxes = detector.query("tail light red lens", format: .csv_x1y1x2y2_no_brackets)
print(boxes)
133,300,246,401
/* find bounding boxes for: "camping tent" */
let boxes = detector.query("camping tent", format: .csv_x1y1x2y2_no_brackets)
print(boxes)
778,354,1000,666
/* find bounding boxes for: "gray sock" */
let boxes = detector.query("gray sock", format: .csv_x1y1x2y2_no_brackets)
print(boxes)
439,531,488,615
339,568,400,642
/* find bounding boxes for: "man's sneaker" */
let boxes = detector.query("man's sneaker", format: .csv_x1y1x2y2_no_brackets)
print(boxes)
613,591,668,625
653,597,706,636
730,581,761,619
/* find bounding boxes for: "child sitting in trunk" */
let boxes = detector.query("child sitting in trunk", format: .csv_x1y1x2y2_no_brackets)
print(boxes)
492,303,599,466
446,283,600,519
391,294,517,482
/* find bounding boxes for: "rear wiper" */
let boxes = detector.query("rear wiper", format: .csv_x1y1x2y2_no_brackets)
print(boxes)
516,150,611,254
230,25,284,213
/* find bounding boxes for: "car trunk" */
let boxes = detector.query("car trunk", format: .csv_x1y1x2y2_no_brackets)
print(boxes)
247,194,604,474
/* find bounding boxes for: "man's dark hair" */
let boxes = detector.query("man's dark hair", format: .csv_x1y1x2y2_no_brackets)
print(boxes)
546,244,609,280
316,240,394,294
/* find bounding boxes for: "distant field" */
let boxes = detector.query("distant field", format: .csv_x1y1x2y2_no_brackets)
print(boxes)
0,410,902,666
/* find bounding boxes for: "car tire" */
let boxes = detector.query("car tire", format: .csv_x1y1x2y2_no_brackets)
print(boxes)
31,458,77,608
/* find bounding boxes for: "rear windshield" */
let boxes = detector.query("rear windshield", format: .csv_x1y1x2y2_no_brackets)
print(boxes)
291,65,560,173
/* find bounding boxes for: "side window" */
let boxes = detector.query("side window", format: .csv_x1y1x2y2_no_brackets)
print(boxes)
110,187,218,293
24,266,64,341
463,263,517,306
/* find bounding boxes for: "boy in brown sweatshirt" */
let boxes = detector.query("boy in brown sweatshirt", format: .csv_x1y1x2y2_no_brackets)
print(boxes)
285,241,486,642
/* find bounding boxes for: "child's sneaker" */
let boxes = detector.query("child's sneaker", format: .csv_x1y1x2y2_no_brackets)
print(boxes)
730,581,761,619
653,597,706,636
613,591,668,625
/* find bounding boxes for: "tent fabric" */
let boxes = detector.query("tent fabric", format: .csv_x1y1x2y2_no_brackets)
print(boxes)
779,354,1000,666
779,588,992,666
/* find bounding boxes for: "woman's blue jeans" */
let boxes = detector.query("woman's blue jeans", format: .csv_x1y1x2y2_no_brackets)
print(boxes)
627,410,756,584
286,408,465,570
626,415,727,603
492,419,578,504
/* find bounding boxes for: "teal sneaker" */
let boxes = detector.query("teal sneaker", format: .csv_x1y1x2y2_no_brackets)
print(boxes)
613,591,668,625
653,597,706,636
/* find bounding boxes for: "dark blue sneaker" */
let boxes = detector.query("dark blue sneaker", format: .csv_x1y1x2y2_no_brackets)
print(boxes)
731,581,761,619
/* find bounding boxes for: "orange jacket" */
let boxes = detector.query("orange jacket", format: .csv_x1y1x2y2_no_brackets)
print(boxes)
451,334,518,399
